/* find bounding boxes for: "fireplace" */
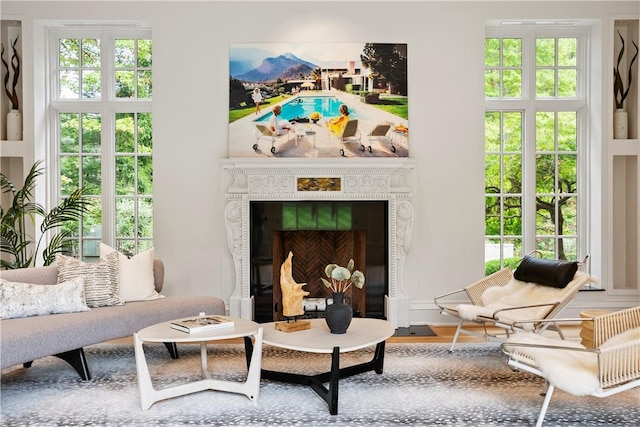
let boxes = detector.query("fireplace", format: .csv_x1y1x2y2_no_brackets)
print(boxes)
251,201,387,322
223,158,415,327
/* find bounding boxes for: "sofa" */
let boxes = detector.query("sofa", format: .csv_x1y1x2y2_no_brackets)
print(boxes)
0,259,226,380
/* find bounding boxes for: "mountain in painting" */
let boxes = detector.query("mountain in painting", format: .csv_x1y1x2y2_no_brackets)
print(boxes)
235,52,317,82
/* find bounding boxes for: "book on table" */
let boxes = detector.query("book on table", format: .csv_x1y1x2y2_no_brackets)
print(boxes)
170,316,234,333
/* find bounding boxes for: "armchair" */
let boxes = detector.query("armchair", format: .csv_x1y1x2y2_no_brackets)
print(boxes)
501,306,640,426
434,255,595,351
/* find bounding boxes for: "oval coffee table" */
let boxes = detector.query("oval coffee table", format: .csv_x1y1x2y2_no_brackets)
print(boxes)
249,317,395,415
134,316,263,410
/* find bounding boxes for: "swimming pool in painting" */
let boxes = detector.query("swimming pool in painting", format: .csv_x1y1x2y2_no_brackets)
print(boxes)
255,96,366,122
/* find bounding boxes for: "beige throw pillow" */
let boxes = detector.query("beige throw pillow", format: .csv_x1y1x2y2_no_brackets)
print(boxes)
0,277,90,319
99,243,163,302
56,251,123,307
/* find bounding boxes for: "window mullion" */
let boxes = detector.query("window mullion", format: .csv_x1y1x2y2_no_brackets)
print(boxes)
101,32,115,246
101,106,116,246
523,108,537,254
523,33,538,254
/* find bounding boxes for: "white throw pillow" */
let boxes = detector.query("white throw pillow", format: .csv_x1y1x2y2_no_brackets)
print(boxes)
99,243,163,302
0,277,90,319
56,252,124,307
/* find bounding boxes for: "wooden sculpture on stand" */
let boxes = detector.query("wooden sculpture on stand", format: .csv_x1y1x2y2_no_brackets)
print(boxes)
275,251,311,332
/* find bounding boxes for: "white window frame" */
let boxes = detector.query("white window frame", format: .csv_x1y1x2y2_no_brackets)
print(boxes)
485,26,590,266
46,26,152,258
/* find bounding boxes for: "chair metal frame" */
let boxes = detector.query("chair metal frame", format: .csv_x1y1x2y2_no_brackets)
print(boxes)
434,256,593,351
501,306,640,427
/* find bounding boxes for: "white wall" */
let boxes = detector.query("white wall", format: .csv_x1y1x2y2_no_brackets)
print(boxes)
2,1,638,324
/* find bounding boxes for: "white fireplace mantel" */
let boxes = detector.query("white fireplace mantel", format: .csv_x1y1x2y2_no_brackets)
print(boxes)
222,158,415,327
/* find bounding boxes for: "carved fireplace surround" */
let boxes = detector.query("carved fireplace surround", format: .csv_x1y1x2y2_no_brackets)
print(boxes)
222,158,415,327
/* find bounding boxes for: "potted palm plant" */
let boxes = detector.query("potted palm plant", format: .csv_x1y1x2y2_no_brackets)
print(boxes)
1,160,89,269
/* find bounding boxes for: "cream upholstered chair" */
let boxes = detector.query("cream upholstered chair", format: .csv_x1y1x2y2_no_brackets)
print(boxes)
501,306,640,427
434,254,595,351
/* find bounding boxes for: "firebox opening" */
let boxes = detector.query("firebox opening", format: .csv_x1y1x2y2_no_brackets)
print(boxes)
250,200,389,323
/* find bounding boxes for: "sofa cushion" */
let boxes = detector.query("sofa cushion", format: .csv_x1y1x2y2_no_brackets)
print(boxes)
0,265,58,286
99,243,163,302
56,252,124,308
1,295,226,369
0,277,90,319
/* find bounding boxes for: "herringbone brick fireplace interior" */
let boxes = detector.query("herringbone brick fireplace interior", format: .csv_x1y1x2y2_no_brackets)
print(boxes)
272,230,366,320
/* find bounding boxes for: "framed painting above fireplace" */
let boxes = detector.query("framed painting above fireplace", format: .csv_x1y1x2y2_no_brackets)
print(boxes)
229,42,408,158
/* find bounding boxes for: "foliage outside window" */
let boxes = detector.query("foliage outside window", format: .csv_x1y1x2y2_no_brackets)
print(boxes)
484,28,586,275
52,28,152,260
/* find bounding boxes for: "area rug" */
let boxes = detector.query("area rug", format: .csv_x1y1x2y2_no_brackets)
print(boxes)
1,342,638,426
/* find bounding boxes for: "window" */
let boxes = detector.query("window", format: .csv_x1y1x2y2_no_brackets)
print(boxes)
50,27,152,260
484,28,587,271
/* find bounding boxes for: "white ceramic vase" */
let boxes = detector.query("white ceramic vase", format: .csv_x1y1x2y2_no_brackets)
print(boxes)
6,109,22,141
614,108,628,140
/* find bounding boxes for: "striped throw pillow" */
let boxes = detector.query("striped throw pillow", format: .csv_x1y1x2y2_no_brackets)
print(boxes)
56,251,124,307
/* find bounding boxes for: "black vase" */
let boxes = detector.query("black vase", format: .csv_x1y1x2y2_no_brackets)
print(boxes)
325,292,353,334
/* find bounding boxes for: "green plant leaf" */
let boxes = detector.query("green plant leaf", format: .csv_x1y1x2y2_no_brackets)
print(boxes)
1,160,88,268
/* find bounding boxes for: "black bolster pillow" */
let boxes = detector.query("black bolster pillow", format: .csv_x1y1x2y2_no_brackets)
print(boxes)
513,255,578,288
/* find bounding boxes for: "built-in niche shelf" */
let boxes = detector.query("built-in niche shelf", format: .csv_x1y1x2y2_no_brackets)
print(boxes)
612,155,638,292
613,19,639,140
0,17,28,201
610,16,639,295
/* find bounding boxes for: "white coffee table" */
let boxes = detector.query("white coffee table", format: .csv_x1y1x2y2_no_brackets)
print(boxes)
134,316,263,410
251,318,395,415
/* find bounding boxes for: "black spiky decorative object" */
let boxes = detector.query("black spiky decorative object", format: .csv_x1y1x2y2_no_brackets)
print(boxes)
1,35,20,110
613,30,639,110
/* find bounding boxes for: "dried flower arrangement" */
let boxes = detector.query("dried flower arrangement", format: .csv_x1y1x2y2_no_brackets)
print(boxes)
321,259,365,294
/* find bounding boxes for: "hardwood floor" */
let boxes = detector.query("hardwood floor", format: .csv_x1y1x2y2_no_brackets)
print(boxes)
388,324,503,344
388,324,582,344
110,324,582,345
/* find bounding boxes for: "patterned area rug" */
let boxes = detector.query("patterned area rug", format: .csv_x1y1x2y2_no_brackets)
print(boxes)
1,342,638,426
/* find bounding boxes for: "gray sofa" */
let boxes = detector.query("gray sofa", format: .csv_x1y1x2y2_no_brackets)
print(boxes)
0,260,225,380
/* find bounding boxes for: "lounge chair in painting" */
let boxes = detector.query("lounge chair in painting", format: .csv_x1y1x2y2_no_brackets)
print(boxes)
328,119,363,156
366,123,393,153
254,123,291,154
